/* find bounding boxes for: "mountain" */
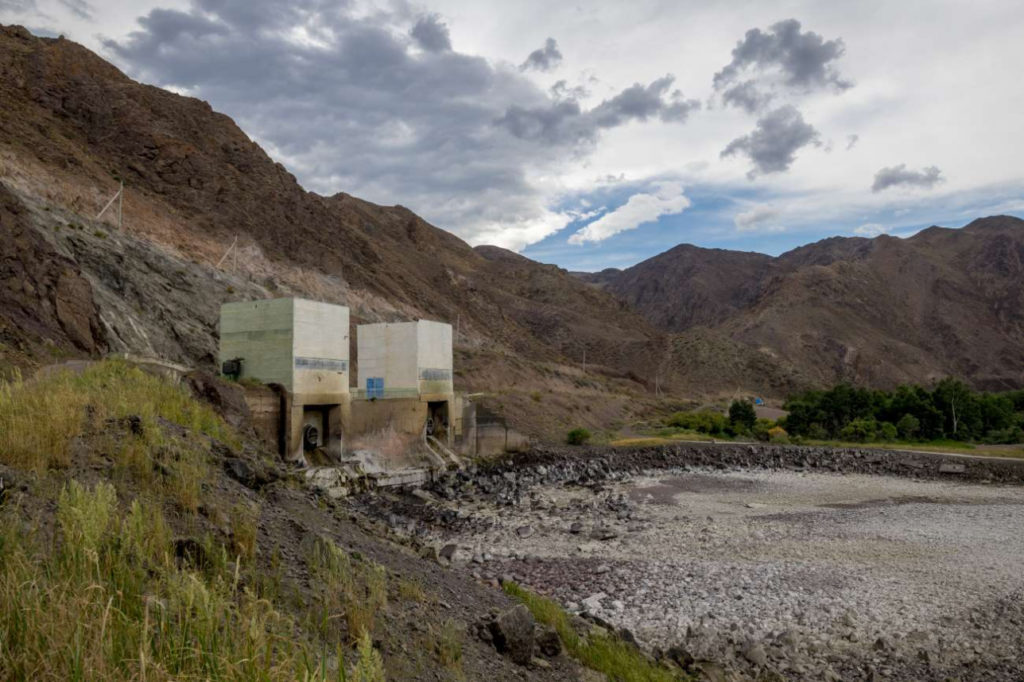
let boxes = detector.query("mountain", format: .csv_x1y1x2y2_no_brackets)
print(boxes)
586,216,1024,391
2,24,1021,433
0,24,676,439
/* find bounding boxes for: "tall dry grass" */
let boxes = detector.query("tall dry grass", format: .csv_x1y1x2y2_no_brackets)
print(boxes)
0,360,238,471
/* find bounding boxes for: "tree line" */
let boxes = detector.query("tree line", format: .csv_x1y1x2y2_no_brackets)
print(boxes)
782,379,1024,444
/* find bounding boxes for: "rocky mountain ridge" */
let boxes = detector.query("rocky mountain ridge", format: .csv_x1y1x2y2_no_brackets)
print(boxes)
579,215,1024,391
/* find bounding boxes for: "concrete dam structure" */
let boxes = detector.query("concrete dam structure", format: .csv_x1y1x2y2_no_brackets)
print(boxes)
218,297,484,472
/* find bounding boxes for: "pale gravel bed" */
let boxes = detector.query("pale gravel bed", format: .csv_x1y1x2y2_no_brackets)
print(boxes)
436,469,1024,679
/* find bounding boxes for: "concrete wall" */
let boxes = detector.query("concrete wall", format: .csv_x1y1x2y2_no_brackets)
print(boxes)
416,320,453,396
357,320,453,397
219,298,295,390
357,322,418,393
291,299,350,395
243,384,282,452
350,397,427,435
219,298,350,396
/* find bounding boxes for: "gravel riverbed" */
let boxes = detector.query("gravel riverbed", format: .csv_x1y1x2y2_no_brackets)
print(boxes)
424,468,1024,680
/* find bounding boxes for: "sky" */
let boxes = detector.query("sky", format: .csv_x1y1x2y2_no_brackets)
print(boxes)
3,0,1024,271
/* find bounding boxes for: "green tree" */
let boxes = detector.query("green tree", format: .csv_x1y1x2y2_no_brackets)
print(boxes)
878,421,898,442
840,417,877,442
896,413,920,440
751,418,774,442
728,400,757,431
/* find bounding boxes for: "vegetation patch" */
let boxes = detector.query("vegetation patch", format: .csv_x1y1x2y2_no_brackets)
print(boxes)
502,582,687,681
0,480,382,681
784,380,1024,445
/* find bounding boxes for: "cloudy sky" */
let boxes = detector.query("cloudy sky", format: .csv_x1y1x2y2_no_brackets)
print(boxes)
4,0,1024,271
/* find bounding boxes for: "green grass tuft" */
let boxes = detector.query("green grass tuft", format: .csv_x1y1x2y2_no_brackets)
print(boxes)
503,582,686,682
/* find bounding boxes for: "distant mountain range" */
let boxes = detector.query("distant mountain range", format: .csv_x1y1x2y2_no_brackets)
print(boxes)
577,216,1024,391
1,23,1022,441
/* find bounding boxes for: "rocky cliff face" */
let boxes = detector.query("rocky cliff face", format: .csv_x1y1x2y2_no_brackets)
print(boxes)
0,184,106,367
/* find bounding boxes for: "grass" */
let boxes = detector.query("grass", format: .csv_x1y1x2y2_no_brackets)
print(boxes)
307,537,388,644
502,582,687,682
0,359,239,471
396,577,428,603
801,438,1024,459
427,620,464,672
0,360,387,681
0,360,241,511
609,429,725,448
0,480,383,681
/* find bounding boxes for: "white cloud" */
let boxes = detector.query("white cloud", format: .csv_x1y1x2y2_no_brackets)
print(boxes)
853,222,890,236
734,204,782,231
568,181,690,244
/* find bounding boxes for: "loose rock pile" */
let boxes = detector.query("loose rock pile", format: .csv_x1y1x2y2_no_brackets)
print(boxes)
367,452,1024,681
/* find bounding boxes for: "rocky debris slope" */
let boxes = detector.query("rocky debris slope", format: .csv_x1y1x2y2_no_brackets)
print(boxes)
354,444,1024,680
425,442,1024,509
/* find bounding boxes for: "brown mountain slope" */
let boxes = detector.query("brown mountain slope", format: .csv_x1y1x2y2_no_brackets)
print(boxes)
0,24,674,438
596,216,1024,392
579,244,774,331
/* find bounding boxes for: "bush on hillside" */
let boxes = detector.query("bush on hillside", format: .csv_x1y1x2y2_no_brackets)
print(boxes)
666,410,733,437
567,428,591,445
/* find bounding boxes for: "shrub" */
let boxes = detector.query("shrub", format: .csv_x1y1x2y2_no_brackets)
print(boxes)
840,417,877,442
751,418,775,442
878,421,898,442
666,410,733,437
567,428,591,445
896,413,920,440
767,426,789,443
728,400,757,431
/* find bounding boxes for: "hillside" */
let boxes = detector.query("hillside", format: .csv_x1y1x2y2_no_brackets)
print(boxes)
587,216,1024,392
3,22,1022,421
0,24,675,438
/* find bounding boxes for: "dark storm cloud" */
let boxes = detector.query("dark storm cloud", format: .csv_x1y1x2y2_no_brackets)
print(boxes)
410,13,450,52
871,164,943,192
103,0,693,248
497,75,699,144
721,105,820,178
714,19,850,112
521,37,562,71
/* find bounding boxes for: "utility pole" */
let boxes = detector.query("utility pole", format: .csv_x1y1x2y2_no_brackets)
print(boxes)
216,235,238,269
95,181,123,225
117,179,123,230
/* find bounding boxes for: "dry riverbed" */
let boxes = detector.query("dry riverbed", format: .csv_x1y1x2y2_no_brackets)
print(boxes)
415,468,1024,680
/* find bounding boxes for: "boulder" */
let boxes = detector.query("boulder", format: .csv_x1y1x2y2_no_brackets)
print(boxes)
536,625,562,657
488,605,536,665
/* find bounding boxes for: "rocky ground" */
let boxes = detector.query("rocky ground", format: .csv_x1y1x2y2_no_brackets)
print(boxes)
365,448,1024,680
